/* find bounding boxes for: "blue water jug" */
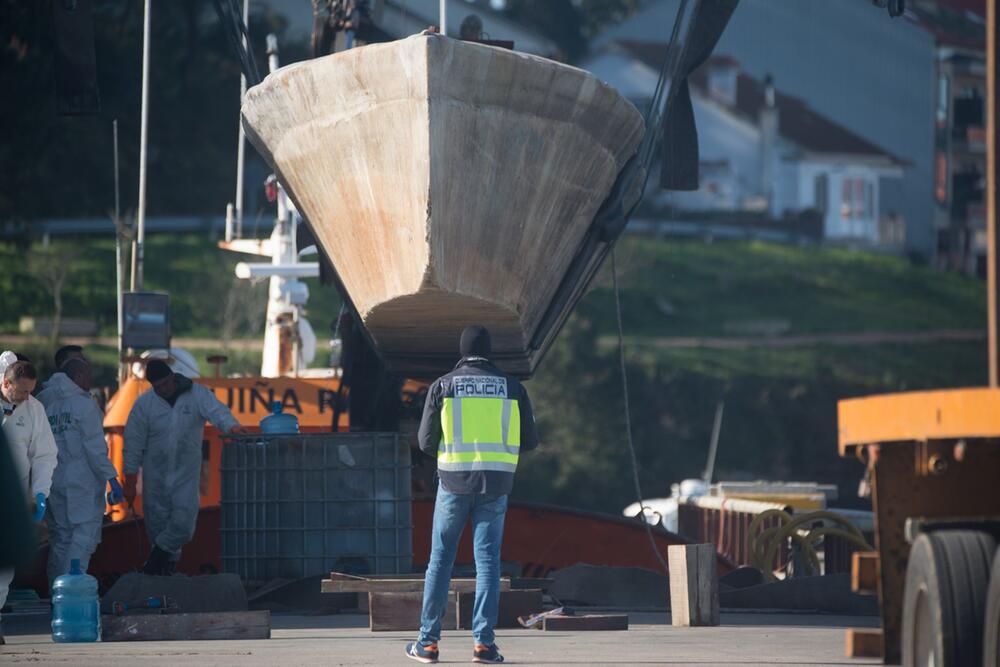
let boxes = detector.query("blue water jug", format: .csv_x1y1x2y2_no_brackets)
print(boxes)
51,559,100,642
260,400,299,434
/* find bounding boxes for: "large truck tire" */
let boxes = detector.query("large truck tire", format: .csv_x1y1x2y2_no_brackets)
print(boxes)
984,546,1000,667
901,529,995,667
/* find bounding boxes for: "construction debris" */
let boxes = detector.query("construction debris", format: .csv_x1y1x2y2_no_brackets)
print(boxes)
457,590,543,629
518,607,630,631
518,607,566,628
548,563,668,608
718,566,765,590
845,628,883,659
247,576,355,613
668,544,720,627
368,591,457,632
542,613,629,631
101,610,270,642
100,573,247,615
365,589,544,632
321,571,512,594
719,573,878,615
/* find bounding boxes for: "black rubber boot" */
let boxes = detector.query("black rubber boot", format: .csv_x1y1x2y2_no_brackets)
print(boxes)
142,546,172,575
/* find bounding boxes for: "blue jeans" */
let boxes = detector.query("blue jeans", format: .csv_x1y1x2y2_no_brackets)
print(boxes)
419,484,508,647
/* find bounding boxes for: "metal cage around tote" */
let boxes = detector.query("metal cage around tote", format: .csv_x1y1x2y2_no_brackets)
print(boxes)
220,432,412,583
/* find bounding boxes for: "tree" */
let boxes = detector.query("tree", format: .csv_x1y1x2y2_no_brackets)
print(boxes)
26,244,77,343
0,1,303,228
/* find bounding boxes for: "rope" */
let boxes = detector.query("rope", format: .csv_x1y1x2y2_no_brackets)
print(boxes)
212,0,262,86
747,509,873,582
611,248,669,575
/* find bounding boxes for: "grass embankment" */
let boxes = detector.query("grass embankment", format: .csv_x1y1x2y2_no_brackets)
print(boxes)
518,238,987,513
593,238,985,337
0,234,341,383
0,234,343,339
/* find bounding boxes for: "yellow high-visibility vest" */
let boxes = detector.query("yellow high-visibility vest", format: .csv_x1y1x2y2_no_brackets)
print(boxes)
438,375,520,473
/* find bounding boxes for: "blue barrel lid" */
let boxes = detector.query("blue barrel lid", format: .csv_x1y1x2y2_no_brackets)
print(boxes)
260,401,299,434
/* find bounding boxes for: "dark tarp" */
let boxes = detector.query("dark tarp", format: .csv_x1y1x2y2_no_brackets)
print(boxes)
0,429,36,570
659,0,739,191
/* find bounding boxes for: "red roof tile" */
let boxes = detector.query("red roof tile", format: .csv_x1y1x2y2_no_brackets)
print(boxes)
615,40,906,164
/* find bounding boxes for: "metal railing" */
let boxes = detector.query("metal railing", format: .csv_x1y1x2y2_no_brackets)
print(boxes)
677,496,791,568
678,496,874,576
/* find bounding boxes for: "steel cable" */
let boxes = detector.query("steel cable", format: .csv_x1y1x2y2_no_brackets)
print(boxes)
611,248,670,575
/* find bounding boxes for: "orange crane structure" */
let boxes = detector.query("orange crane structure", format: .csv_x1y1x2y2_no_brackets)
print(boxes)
836,1,1000,664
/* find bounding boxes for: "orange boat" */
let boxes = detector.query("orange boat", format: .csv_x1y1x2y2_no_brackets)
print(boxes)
100,374,351,521
26,500,720,597
18,372,725,596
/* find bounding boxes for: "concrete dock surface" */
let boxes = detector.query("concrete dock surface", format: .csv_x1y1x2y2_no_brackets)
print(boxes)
2,611,880,666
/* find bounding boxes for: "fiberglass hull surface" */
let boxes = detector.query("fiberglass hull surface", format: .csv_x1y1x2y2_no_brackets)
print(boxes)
242,34,643,377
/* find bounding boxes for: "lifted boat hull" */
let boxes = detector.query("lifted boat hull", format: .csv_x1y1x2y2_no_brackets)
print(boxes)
242,35,643,377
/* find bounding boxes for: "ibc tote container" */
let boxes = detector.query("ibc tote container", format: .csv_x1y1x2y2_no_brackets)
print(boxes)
220,433,412,583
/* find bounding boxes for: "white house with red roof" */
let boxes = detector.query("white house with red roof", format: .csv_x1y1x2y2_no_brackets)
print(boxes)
583,0,992,267
585,43,907,244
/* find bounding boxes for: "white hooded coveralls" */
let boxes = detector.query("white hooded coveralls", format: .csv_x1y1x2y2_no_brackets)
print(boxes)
39,373,117,584
0,393,57,609
123,379,239,558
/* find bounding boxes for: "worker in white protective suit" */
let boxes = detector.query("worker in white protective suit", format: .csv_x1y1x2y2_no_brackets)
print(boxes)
40,358,124,585
123,359,245,575
0,353,57,641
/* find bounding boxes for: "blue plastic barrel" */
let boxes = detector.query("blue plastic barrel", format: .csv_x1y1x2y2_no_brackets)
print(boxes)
51,559,100,642
259,400,299,434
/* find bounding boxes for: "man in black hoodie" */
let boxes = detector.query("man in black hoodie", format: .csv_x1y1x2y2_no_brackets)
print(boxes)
406,325,538,665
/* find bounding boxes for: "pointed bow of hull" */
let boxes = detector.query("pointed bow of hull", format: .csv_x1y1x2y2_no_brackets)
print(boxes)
243,34,644,377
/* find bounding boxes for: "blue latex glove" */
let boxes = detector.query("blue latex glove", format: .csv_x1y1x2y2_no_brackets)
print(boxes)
108,478,125,505
33,492,46,522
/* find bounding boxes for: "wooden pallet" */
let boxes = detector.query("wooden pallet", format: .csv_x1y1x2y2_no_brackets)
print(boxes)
367,590,544,632
846,551,882,658
368,591,458,632
321,572,512,594
323,572,540,631
457,590,543,630
846,628,883,659
101,610,270,642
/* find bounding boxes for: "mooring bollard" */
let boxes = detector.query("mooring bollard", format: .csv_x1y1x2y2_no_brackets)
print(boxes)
668,543,720,627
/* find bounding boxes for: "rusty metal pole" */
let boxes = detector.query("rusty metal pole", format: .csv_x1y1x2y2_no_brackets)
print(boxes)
990,0,999,386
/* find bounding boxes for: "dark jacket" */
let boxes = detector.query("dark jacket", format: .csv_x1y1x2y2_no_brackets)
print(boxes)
418,356,538,495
